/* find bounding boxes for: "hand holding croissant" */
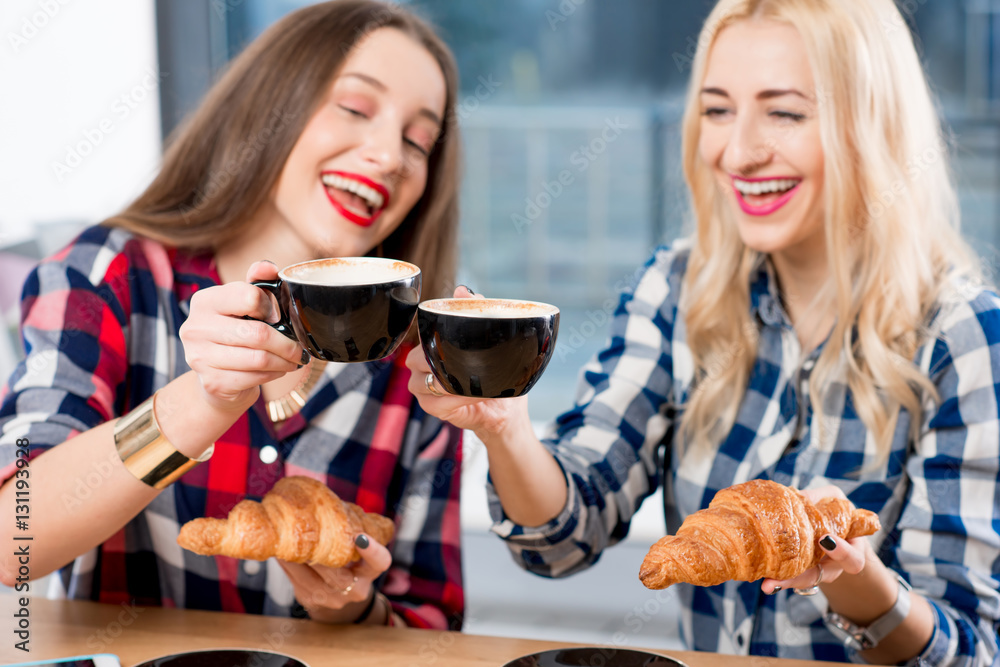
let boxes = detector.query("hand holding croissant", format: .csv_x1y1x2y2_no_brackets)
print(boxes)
177,476,394,567
639,479,880,589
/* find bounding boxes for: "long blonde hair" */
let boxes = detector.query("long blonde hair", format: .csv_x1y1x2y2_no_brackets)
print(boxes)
680,0,978,452
105,0,461,301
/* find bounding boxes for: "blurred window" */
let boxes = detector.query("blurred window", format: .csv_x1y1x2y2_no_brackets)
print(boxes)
158,0,1000,422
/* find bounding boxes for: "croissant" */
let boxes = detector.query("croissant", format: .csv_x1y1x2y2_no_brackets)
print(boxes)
639,479,880,589
177,476,394,568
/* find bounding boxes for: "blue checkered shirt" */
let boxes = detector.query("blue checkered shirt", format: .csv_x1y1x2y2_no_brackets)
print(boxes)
489,243,1000,665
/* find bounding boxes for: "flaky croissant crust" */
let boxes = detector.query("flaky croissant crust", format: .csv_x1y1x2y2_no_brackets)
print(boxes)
176,476,395,568
639,479,880,589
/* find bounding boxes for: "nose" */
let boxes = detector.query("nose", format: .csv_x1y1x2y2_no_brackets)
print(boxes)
723,113,773,176
358,119,405,175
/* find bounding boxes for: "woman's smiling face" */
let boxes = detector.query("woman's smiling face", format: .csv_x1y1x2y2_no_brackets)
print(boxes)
699,19,826,262
267,27,447,259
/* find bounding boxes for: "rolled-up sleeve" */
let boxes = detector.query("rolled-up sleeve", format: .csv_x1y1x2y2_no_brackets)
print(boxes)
0,240,131,484
488,247,685,577
885,292,1000,666
383,416,464,630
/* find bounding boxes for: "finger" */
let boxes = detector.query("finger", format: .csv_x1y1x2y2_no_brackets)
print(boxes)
405,346,432,375
350,534,392,579
278,560,344,609
761,563,835,595
453,285,478,298
817,533,866,575
185,316,303,369
190,281,278,322
798,485,848,504
278,560,325,594
246,260,280,284
307,564,371,604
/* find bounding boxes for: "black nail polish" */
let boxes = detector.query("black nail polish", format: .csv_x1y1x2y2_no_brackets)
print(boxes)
820,535,837,551
300,349,310,366
354,534,369,549
769,586,782,595
458,284,477,295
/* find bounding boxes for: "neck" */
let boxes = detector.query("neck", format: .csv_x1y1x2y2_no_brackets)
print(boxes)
770,244,835,353
215,208,309,285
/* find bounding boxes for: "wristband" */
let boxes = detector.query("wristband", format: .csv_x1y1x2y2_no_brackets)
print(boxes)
352,590,379,624
115,394,214,489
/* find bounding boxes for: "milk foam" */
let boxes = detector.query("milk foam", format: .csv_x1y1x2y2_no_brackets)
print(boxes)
285,259,417,286
421,299,558,318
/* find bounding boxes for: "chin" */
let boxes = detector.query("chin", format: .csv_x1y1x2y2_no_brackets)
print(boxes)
736,224,798,256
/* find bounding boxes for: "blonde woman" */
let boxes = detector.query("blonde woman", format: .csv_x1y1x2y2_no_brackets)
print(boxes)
0,1,464,629
408,0,999,661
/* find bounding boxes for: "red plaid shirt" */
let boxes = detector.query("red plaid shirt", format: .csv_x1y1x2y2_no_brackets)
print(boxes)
0,224,464,629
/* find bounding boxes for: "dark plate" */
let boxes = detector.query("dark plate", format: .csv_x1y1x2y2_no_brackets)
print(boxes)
133,649,308,667
502,647,687,667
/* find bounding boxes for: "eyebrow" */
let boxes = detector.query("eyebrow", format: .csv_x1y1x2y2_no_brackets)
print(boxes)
340,72,443,126
700,87,810,101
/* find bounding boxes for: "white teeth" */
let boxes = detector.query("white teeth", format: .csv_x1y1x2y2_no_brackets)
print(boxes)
734,178,799,196
321,174,386,211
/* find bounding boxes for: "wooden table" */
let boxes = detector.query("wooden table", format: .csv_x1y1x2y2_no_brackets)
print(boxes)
0,597,843,667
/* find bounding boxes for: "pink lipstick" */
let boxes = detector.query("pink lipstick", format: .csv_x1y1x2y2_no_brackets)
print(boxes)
732,176,801,217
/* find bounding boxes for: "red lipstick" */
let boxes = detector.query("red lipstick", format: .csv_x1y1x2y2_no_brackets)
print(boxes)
321,170,391,227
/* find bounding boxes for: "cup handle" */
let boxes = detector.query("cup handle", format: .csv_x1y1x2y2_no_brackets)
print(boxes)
248,279,298,343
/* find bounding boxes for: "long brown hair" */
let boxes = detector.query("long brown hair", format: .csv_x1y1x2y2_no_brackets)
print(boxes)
105,0,461,301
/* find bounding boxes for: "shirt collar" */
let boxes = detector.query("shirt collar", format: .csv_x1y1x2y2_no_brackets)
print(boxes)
169,247,220,317
748,255,791,328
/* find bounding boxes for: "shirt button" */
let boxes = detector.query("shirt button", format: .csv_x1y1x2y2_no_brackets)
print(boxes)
736,633,744,647
243,560,261,576
259,445,278,464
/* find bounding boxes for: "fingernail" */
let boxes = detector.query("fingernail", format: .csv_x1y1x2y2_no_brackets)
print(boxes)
300,349,310,366
768,586,782,595
262,259,277,266
820,535,837,551
355,534,369,549
458,284,477,295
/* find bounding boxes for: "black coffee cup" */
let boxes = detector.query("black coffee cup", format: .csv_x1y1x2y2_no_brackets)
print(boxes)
417,298,559,398
252,257,421,363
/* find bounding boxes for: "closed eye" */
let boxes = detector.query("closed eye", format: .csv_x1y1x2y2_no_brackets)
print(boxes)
339,105,367,118
770,110,806,122
405,137,431,157
702,107,731,118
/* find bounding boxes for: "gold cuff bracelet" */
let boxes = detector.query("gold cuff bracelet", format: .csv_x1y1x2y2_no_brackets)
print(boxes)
114,394,214,489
